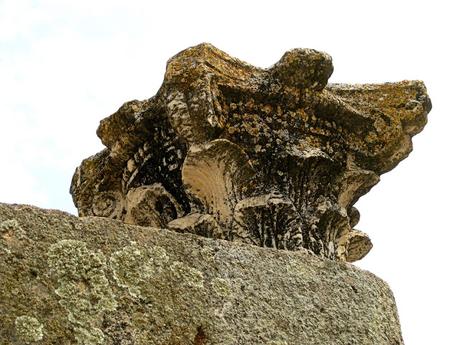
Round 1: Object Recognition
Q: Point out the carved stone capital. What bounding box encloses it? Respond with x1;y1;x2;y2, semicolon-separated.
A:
70;43;431;261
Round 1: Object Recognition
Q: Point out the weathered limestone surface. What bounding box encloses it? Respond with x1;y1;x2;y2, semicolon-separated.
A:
70;43;431;262
0;203;404;344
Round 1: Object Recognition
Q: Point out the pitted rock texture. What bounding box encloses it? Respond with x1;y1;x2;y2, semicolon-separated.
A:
70;43;431;261
0;203;404;344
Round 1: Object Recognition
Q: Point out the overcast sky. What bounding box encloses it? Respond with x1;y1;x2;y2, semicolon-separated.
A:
1;0;459;343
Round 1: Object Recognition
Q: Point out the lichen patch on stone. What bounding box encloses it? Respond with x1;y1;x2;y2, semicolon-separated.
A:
47;240;117;345
0;218;27;253
169;261;204;289
15;315;44;343
210;277;232;298
109;243;169;299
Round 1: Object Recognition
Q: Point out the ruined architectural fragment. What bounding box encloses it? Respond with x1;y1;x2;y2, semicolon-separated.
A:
70;43;431;262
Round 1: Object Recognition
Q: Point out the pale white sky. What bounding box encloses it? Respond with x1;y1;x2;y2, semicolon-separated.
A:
1;0;459;343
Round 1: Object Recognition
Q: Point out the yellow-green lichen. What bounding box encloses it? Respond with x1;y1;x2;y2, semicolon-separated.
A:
210;277;232;298
0;218;19;232
47;240;117;345
1;218;26;254
169;261;204;289
0;218;26;238
15;315;44;343
109;243;169;299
